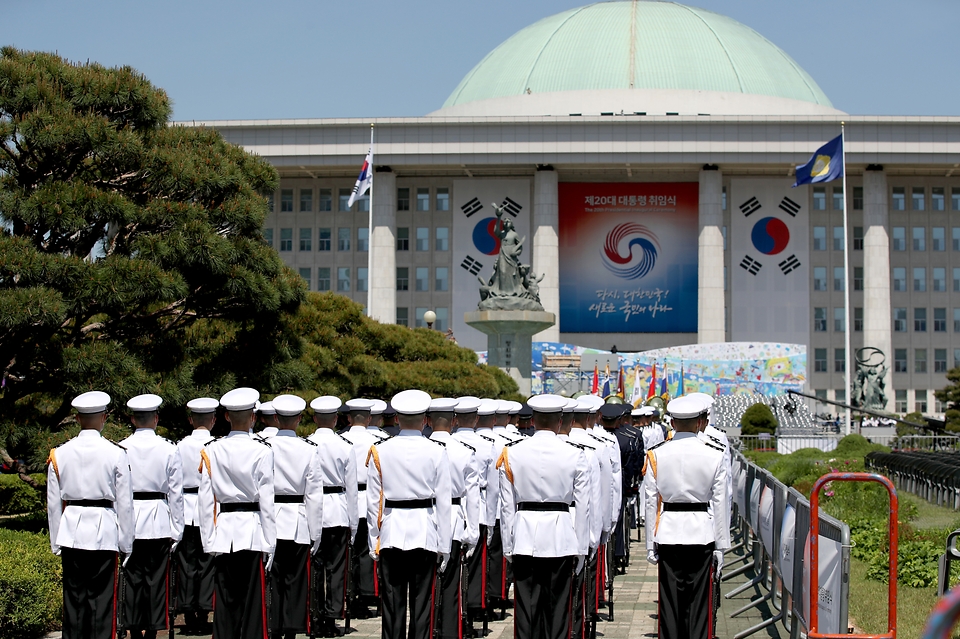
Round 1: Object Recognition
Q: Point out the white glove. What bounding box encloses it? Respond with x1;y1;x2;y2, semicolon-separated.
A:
265;552;275;572
487;528;495;545
439;552;450;573
599;531;610;545
312;539;322;556
170;541;179;555
122;552;132;568
714;550;724;577
465;545;476;560
576;555;585;575
646;550;658;565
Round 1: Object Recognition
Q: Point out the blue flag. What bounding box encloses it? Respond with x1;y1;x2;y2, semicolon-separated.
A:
601;378;610;397
793;134;843;187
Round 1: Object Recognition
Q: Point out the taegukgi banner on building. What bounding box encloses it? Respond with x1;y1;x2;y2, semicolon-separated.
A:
558;183;699;333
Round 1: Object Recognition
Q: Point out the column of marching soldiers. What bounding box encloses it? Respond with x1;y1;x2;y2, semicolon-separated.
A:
48;386;731;639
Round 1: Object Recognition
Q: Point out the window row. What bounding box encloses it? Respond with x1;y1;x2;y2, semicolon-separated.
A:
890;226;960;252
812;186;960;213
265;227;450;252
813;307;863;332
812;266;862;291
893;390;937;414
267;187;450;213
891;307;960;332
396;307;449;331
814;348;952;375
298;267;367;293
812;226;864;251
891;267;960;293
395;267;449;292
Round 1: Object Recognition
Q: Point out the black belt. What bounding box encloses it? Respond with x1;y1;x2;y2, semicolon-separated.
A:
662;502;709;512
358;483;368;491
220;502;260;513
385;498;436;509
517;502;569;512
323;486;345;494
133;492;166;500
451;497;462;505
183;487;199;494
65;499;113;508
275;495;304;504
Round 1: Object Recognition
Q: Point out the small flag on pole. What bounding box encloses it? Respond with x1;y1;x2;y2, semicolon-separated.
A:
617;366;625;398
659;360;668;397
647;362;657;399
347;147;374;207
793;134;843;187
591;364;599;395
630;366;642;405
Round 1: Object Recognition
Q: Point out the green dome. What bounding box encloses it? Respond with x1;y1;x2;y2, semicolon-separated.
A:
441;1;833;111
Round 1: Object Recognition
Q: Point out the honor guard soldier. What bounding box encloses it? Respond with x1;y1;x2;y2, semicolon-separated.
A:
381;404;399;437
47;391;135;639
198;387;277;639
428;398;481;639
369;399;389;432
308;396;359;638
486;399;520;612
258;401;280;439
118;394;184;639
516;403;534;437
367;390;453;639
644;395;729;639
268;394;325;639
176;397;218;634
497;394;590;639
505;401;524;437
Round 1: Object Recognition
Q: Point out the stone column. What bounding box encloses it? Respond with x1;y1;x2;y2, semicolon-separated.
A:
369;168;396;324
863;167;892;411
698;166;725;343
533;167;560;343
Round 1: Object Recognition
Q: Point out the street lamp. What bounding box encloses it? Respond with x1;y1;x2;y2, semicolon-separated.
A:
423;310;437;330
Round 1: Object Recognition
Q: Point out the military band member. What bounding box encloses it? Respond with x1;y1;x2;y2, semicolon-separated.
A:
175;397;218;634
367;390;452;639
308;396;359;638
644;395;729;639
198;387;277;639
47;391;135;639
268;394;325;639
497;393;590;639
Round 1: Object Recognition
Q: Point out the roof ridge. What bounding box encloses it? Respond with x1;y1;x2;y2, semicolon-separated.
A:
521;5;591;94
670;3;744;94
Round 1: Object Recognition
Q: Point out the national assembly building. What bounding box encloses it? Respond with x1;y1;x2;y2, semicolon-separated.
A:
196;1;960;416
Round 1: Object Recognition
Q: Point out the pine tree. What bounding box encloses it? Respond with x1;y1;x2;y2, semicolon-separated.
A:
934;367;960;432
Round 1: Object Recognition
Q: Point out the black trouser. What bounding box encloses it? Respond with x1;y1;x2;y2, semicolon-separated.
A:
436;540;462;639
314;526;349;620
269;539;310;633
61;547;117;639
213;550;267;639
353;517;377;600
176;525;213;613
379;548;437;639
512;555;576;639
123;537;171;631
571;556;587;639
486;521;507;603
657;543;715;639
585;551;599;618
466;524;487;610
613;496;628;557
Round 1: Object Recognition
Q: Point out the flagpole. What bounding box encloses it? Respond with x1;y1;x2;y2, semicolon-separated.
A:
841;122;852;436
366;123;374;317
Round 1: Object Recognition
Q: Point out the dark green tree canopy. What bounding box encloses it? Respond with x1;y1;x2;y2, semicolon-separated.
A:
740;402;778;436
934;367;960;433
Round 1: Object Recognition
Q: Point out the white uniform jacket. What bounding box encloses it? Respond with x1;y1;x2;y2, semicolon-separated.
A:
198;431;276;555
120;429;184;542
453;428;499;529
644;432;729;550
366;431;452;556
47;430;135;555
642;424;665;451
308;428;359;541
270;430;324;545
567;428;606;549
497;431;590;559
177;429;213;527
342;426;383;521
589;428;623;532
430;431;481;550
699;426;733;528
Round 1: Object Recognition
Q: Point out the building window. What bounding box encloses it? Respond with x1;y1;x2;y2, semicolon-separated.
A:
933;227;946;251
853;266;863;291
416;188;430;211
358;228;369;252
933;187;945;211
434;308;448;332
812;187;826;211
415;307;428;328
397;188;410;211
955;308;960;332
893;267;906;291
815;389;828;405
279;228;293;252
832;187;844;211
833;226;844;250
953;228;960;251
396;268;409;291
317;268;330;291
339;188;351;211
300;189;312;212
933;267;946;292
895;389;908;413
913;227;926;251
298;267;312;290
435;267;449;291
280;189;294;212
357;267;368;292
356;193;369;212
894;307;907;332
338;228;351;251
396;307;409;327
435;227;449;251
916;348;928;374
892;227;905;251
813;226;826;251
337;268;350;292
916;391;928;414
854;307;863;332
814;307;827;332
834;307;845;332
853;226;864;250
834;348;845;373
956;348;960;369
319;188;332;212
853;186;864;210
937;398;945;413
299;228;312;252
318;228;331;251
813;267;827;291
953;188;960;211
835;388;846;404
415;267;429;292
436;187;450;211
915;307;927;332
722;226;728;251
935;349;948;373
722;186;727;211
267;193;274;213
912;187;926;211
833;267;845;291
892;187;906;211
397;227;409;251
814;348;827;373
263;228;274;248
935;307;947;332
416;227;429;251
914;267;927;292
894;349;908;373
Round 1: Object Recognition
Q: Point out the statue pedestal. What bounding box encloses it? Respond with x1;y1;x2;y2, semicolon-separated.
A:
464;310;556;396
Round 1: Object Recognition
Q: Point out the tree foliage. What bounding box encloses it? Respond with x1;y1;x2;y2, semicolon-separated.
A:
934;367;960;432
740;402;778;435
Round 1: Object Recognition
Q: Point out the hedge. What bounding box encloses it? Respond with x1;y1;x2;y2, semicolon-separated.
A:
0;474;45;516
0;529;61;638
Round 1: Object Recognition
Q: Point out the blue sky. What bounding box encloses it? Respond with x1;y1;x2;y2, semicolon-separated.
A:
5;0;958;120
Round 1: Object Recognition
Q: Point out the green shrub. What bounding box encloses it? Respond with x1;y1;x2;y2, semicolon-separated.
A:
0;529;61;638
0;474;45;516
833;433;889;458
740;403;778;435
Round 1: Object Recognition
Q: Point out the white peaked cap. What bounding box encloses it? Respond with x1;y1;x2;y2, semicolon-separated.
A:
454;397;482;413
667;394;710;419
187;397;219;414
370;399;388;415
345;398;375;411
574;398;595;413
495;400;511;414
220;387;260;411
685;392;716;407
310;396;342;414
272;394;306;416
562;398;578;413
580;395;605;411
127;393;162;412
391;389;432;415
429;398;458;412
506;401;523;414
72;391;111;414
258;401;276;415
477;399;499;416
527;394;568;414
